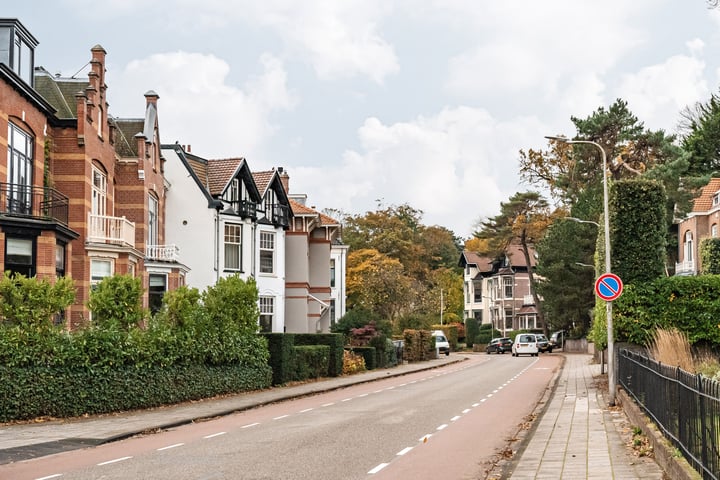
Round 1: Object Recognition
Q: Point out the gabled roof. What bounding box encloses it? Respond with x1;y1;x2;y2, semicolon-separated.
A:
206;158;262;202
114;118;144;157
458;251;493;272
289;198;317;216
691;177;720;213
252;169;290;207
506;242;537;268
161;144;221;209
34;69;86;119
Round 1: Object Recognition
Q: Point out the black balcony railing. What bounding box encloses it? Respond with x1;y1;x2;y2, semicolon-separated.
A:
237;200;257;220
272;204;289;227
0;182;69;225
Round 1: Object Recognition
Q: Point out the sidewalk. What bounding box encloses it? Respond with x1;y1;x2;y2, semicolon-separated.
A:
503;353;667;480
0;353;670;480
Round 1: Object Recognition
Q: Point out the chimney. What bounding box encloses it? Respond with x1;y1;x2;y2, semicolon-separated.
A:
279;167;289;193
144;90;160;106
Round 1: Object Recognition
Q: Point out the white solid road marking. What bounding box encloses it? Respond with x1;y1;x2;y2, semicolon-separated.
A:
203;432;226;439
322;402;335;407
341;398;352;402
368;463;389;474
273;414;289;420
97;456;132;466
396;447;413;456
35;475;63;480
300;408;314;413
241;422;260;429
157;443;184;451
419;434;432;442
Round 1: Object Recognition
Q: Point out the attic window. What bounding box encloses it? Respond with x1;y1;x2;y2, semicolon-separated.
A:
713;193;720;206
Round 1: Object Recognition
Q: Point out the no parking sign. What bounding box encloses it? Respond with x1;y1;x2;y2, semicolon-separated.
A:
594;273;623;301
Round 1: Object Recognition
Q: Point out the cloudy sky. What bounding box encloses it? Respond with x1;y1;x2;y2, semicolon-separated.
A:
8;1;720;237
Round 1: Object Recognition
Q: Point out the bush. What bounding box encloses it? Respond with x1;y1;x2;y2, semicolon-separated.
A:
87;275;145;329
202;275;259;335
350;346;377;370
465;318;479;348
342;349;366;375
292;345;330;380
0;272;75;328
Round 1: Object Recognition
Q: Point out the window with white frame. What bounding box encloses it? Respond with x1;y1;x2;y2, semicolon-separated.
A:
684;231;694;262
504;307;513;329
91;167;107;216
90;259;113;287
5;237;34;277
330;259;336;287
224;223;242;270
259;231;275;274
148;194;158;246
55;243;65;278
503;276;513;298
148;274;167;315
713;224;718;238
259;296;274;332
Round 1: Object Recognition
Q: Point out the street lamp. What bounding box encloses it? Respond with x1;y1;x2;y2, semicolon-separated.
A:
545;135;616;406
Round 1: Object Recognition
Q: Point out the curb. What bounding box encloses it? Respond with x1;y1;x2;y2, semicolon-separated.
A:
616;388;701;480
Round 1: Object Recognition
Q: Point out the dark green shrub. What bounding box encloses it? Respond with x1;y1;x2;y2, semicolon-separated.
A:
263;333;295;385
350;346;376;370
293;334;344;377
465;318;480;348
291;345;330;380
0;272;75;328
87;274;145;329
156;285;202;327
202;274;260;335
475;327;503;346
700;238;720;275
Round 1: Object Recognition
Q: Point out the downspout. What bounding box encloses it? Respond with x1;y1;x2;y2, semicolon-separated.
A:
214;205;221;283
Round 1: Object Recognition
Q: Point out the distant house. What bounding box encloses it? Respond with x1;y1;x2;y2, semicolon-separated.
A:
675;177;720;276
1;18;184;325
285;192;346;333
459;242;539;336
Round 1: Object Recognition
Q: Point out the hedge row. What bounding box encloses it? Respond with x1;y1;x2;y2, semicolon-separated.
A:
263;333;344;386
0;363;272;422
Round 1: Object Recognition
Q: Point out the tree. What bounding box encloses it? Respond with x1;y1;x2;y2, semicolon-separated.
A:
473;191;552;335
346;248;414;325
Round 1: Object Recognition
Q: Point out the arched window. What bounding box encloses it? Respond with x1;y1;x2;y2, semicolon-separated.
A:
684;231;694;262
712;224;718;238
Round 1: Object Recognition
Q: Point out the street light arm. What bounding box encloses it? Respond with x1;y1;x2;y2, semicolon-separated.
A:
564;216;600;227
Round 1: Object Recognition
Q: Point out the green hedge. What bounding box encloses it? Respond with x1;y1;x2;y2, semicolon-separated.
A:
293;333;344;377
350;346;377;370
263;333;295;385
0;363;271;422
292;345;331;380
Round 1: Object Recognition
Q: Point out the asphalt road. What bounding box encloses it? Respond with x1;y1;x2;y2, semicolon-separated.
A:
6;354;561;480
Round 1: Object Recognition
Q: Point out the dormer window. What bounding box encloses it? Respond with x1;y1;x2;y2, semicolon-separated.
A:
0;19;38;87
713;193;720;207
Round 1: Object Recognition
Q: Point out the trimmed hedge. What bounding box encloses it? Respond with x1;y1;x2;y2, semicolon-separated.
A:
0;363;271;422
293;333;344;377
292;345;331;380
349;346;377;370
263;333;295;385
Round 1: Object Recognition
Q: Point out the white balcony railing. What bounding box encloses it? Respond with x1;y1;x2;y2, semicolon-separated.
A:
146;244;180;262
88;213;136;247
675;260;696;276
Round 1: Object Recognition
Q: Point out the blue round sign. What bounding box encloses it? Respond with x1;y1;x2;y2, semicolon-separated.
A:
595;273;623;301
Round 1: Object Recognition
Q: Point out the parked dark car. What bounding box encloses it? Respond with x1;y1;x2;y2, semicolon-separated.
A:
535;333;553;353
486;337;513;354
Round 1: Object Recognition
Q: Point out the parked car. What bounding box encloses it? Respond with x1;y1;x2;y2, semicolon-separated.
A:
535;333;553;353
512;333;539;357
432;330;450;356
486;337;513;354
549;330;567;349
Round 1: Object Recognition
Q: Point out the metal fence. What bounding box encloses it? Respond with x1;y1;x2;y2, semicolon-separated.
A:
618;348;720;480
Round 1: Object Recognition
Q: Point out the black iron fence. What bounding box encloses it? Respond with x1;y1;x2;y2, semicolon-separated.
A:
0;182;69;225
618;348;720;480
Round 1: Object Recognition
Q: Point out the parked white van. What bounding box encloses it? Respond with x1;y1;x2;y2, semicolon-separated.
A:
512;333;539;357
432;330;450;356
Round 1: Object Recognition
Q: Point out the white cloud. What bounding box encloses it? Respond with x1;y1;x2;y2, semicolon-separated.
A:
291;107;546;238
617;53;708;132
112;51;296;158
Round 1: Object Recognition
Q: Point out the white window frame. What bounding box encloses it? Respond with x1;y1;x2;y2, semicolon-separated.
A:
91;166;107;216
148;194;158;246
259;231;275;274
90;258;113;286
503;276;513;298
259;296;274;332
684;231;694;262
224;223;242;271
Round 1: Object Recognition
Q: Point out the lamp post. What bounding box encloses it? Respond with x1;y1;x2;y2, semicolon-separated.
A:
545;135;616;406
